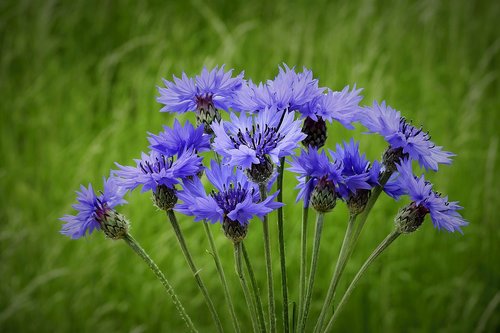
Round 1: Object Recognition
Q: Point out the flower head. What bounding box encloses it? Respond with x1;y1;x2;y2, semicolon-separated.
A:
394;159;468;233
148;119;211;157
288;147;343;208
157;65;244;113
60;177;127;239
231;64;323;114
113;150;203;193
329;139;379;199
356;101;454;171
212;108;306;182
176;162;283;241
302;85;363;128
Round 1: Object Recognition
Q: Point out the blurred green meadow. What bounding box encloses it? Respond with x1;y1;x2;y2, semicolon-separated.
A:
1;0;499;332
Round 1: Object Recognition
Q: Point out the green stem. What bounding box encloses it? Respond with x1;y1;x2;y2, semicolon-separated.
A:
313;214;357;333
297;205;309;333
277;157;289;333
242;243;267;333
299;212;325;333
123;233;197;333
166;210;224;333
323;230;401;332
349;170;393;252
203;222;241;333
234;242;259;333
259;184;276;333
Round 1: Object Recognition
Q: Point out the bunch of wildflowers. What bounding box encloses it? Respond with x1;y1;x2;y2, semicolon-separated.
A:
60;64;467;333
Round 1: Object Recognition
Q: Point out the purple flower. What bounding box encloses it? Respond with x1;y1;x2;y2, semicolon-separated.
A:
356;101;454;171
302;85;363;129
231;64;324;114
288;147;343;207
147;119;211;157
157;65;244;113
395;159;468;233
60;177;127;239
176;161;283;225
113;150;203;193
329;139;379;199
212;107;306;170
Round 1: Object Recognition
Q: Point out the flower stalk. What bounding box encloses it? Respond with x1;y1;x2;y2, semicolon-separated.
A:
259;183;276;333
123;233;198;333
166;210;223;333
277;157;290;333
242;243;268;333
299;212;325;332
234;241;259;333
203;221;241;333
323;230;401;332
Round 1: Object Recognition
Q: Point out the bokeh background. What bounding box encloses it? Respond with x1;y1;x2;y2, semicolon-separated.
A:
1;0;499;332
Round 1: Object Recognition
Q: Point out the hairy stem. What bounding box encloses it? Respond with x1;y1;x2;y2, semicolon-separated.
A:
299;212;325;333
242;243;267;333
203;221;240;333
259;184;276;333
123;233;197;333
323;231;401;332
313;214;357;332
277;157;289;333
297;205;309;333
167;210;223;333
235;242;259;333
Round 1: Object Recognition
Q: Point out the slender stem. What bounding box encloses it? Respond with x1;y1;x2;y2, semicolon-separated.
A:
297;205;309;333
242;243;267;333
259;184;276;333
277;157;289;333
299;212;325;333
234;242;259;333
323;231;401;332
313;214;357;333
166;210;224;333
349;170;393;251
123;233;197;333
203;222;241;333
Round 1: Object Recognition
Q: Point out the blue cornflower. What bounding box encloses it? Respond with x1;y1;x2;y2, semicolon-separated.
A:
176;161;283;242
212;107;306;183
157;65;244;113
231;64;324;114
147;119;211;156
157;65;244;133
329;139;379;200
300;85;362;148
394;159;468;233
113;150;203;193
60;177;127;239
356;101;454;171
288;147;343;209
302;85;363;128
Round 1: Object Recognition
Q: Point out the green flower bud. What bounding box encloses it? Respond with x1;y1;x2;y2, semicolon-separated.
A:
154;185;178;211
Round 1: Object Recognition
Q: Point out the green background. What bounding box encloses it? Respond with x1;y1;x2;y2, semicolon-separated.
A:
1;0;499;332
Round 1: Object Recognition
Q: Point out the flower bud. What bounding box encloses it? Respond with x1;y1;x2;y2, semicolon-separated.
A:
154;185;178;211
382;146;409;172
245;155;274;185
97;208;129;240
222;217;248;244
310;177;337;213
196;97;221;135
394;202;428;234
301;116;327;148
347;189;371;215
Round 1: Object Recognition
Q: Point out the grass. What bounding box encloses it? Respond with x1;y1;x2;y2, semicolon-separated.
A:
1;0;499;332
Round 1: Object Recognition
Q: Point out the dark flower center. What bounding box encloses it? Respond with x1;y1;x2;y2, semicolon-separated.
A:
211;183;253;214
139;154;173;175
229;123;282;158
